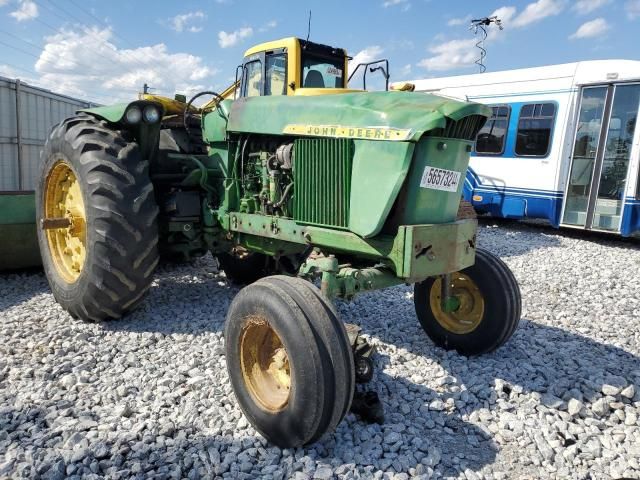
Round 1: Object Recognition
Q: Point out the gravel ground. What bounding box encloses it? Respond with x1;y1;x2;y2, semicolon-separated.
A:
1;220;639;480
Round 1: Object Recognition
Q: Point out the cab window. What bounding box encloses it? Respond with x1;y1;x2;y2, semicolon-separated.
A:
242;60;262;97
302;54;344;88
265;54;286;96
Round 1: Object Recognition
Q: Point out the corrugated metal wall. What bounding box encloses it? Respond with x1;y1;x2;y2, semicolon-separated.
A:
0;76;95;192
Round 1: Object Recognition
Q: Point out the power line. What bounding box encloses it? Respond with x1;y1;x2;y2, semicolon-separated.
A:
0;31;140;96
41;0;145;68
4;2;196;102
0;29;101;73
0;41;138;102
7;4;148;98
63;0;139;51
31;0;130;67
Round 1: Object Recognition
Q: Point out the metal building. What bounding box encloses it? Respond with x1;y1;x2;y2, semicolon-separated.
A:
0;76;96;269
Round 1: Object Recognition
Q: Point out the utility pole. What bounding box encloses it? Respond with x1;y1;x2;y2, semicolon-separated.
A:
470;16;504;73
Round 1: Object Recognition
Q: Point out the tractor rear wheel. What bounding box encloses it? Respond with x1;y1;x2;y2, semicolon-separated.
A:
224;275;354;447
413;248;521;355
36;114;159;321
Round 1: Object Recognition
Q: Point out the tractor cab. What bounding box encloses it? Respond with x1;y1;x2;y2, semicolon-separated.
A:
142;37;389;113
236;37;387;97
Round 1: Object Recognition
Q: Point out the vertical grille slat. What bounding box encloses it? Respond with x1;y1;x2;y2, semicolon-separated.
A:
293;138;354;229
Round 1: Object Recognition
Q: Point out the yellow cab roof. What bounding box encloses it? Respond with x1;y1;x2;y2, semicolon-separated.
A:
243;37;348;58
243;37;299;57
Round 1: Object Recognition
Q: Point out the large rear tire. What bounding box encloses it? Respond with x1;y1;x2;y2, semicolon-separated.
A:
36;115;159;321
414;248;521;355
224;275;354;447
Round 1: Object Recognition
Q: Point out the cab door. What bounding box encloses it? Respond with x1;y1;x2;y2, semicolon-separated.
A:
239;49;287;98
561;83;640;232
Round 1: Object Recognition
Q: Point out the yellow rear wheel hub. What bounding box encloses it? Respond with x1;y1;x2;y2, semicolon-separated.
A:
43;161;87;283
429;273;485;334
239;316;291;412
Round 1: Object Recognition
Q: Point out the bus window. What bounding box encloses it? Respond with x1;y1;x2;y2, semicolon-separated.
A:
242;60;263;97
515;103;556;157
302;53;344;88
265;54;286;96
475;105;510;155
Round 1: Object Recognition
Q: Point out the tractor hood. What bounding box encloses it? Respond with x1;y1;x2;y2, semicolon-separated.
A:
226;91;491;142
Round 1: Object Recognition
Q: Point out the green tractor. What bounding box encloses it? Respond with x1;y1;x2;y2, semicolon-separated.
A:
37;37;521;447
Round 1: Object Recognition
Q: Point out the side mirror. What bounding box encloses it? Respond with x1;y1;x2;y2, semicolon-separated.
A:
348;59;390;91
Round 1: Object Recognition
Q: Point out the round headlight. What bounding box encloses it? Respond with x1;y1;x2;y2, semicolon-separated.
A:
143;105;160;123
125;106;141;124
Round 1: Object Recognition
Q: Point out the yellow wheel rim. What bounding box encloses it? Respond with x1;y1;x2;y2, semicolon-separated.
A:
429;273;485;334
239;316;291;412
43;161;87;283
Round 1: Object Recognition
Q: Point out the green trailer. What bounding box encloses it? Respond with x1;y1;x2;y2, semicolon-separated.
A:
34;37;521;447
0;192;40;269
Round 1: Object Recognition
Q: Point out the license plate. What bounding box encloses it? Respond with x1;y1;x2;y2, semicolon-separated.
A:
419;166;461;193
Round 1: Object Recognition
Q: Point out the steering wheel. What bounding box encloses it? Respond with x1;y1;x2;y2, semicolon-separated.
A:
183;91;226;141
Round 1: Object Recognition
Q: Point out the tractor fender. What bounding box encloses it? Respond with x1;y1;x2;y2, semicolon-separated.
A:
78;100;164;125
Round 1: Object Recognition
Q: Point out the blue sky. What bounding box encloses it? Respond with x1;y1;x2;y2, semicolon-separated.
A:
1;0;639;103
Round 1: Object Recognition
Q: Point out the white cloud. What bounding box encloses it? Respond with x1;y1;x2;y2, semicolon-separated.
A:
417;38;477;71
572;0;612;14
569;17;610;39
626;0;640;19
491;6;517;25
33;26;217;102
511;0;565;28
218;27;253;48
169;11;206;33
447;15;472;27
382;0;411;12
0;0;11;6
10;0;38;21
349;46;384;70
258;20;277;32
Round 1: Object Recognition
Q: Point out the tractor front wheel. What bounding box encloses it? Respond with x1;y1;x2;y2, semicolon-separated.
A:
224;275;354;447
414;248;521;355
36;115;159;321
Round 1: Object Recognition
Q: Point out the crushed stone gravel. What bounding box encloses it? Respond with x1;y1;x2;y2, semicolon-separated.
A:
1;219;639;479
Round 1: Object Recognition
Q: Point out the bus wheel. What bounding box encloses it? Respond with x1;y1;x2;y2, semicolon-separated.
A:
414;248;521;355
224;276;354;447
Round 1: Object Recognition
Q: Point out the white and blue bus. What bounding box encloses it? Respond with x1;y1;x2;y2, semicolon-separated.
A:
399;60;640;237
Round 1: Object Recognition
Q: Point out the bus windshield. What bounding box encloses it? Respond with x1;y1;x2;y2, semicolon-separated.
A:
301;53;344;89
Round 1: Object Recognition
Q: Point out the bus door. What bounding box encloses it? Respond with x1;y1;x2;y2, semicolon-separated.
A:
561;83;640;232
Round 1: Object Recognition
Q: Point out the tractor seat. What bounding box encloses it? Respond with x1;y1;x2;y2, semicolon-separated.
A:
303;70;325;88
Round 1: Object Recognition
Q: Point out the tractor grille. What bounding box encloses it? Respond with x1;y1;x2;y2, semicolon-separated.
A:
426;114;486;141
293;138;354;229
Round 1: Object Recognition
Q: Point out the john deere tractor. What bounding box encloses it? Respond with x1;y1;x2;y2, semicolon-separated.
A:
37;37;521;447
